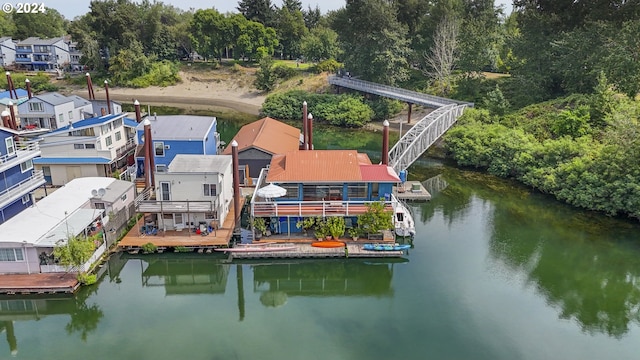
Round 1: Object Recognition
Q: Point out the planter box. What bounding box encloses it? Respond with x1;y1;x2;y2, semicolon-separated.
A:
367;232;383;241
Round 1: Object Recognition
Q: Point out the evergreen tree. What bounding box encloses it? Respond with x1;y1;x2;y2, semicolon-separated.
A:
237;0;276;27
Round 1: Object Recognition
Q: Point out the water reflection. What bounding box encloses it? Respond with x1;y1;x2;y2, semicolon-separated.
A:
422;167;640;338
137;255;230;295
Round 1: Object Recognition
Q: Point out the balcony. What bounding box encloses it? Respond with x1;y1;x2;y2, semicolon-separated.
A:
15;47;32;53
137;199;217;214
0;170;46;209
116;138;136;160
0;141;41;173
15;57;31;62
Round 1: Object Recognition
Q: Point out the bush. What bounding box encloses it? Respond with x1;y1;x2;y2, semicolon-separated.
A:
365;98;403;120
77;273;97;285
314;59;342;73
141;242;157;253
127;61;181;88
272;65;298;80
174;246;191;253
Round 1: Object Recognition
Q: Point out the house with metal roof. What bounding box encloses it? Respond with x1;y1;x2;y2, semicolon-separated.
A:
0;37;16;68
134;115;219;180
0;177;135;274
137;154;233;233
250;149;401;236
222;117;301;183
14;37;70;72
0;126;45;225
17;92;93;130
33;113;138;185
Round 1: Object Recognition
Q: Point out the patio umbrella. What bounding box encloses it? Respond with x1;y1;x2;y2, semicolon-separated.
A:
256;183;287;199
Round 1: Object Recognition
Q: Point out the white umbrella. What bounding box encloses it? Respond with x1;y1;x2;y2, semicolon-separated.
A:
256;183;287;199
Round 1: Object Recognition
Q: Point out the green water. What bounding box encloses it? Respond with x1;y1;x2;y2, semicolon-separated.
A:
2;115;640;359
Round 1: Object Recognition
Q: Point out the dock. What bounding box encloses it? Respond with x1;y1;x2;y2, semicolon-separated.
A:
0;273;79;295
395;181;432;201
224;243;405;260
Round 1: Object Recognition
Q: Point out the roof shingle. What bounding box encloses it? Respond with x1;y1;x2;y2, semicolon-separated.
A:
222;117;300;155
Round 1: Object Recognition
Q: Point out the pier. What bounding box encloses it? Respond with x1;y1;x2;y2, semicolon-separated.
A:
224;242;406;260
395;181;432;201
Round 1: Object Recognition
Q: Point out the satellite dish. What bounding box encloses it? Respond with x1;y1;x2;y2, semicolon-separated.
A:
91;189;98;197
98;188;106;197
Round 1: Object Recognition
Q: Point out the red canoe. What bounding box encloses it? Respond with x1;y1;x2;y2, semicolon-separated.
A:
311;241;346;248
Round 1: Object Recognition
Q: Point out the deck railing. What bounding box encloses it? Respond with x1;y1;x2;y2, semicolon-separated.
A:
0;170;46;209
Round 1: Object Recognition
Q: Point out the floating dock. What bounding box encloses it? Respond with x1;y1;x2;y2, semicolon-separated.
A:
0;273;79;295
395;181;432;201
223;243;405;260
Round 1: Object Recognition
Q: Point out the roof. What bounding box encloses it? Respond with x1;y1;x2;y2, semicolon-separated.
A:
135;115;216;141
0;37;12;42
33;157;112;165
222;117;300;155
30;92;72;106
0;177;124;246
68;94;91;108
0;97;28;106
267;150;373;183
359;165;401;182
168;154;232;173
124;118;139;128
0;89;28;100
46;113;125;135
17;37;65;46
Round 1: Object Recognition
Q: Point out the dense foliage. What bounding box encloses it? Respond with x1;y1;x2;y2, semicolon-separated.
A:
0;72;58;93
444;91;640;219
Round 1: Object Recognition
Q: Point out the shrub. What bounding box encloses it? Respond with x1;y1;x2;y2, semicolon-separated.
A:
77;273;97;285
272;65;298;80
314;59;342;73
365;98;403;120
174;246;191;253
141;242;157;253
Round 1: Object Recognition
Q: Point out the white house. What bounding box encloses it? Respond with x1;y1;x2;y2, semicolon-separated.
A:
34;113;138;185
0;177;135;274
0;37;16;68
17;92;93;130
138;154;233;232
14;37;70;72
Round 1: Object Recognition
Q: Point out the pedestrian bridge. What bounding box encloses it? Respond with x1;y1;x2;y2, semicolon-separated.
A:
328;75;472;174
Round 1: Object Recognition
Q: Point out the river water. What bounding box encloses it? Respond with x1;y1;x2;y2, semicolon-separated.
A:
1;117;639;359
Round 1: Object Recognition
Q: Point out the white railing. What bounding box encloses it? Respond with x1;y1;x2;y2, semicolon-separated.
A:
0;141;41;173
252;199;396;218
0;170;46;209
40;242;106;273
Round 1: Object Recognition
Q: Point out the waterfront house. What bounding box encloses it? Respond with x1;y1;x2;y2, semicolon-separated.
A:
0;126;45;225
222;117;301;185
17;92;93;130
33;113;138;185
137;154;233;233
15;37;70;72
0;177;134;275
250;150;400;236
0;37;16;68
134;115;219;179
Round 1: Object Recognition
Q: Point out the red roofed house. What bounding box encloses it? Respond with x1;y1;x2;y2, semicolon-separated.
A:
223;117;301;185
251;150;401;237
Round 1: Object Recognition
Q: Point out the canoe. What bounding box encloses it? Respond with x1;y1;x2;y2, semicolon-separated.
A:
311;241;345;248
215;246;296;252
363;243;411;251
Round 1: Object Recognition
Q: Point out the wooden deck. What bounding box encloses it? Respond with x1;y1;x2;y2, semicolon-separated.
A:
0;273;79;295
118;198;244;250
226;242;406;260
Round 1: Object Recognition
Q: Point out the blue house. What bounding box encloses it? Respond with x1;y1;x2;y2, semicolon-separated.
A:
250;150;401;236
135;115;219;178
0;126;45;224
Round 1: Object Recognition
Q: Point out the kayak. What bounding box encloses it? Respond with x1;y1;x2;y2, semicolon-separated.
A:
363;243;411;251
311;241;346;248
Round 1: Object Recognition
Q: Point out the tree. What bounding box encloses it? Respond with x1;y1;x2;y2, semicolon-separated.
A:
423;16;459;95
108;40;152;85
53;235;97;277
0;12;16;37
237;0;275;27
303;5;322;29
301;26;340;62
190;9;226;60
254;57;276;91
335;0;411;85
281;0;302;12
457;0;502;72
275;6;308;59
12;9;67;39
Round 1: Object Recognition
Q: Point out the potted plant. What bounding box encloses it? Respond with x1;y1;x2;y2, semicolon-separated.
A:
326;216;346;240
252;217;267;240
314;218;328;240
141;242;157;254
348;227;360;241
358;201;394;240
296;217;317;236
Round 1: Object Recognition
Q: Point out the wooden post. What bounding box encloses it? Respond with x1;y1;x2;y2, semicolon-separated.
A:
134;100;142;123
382;120;389;165
407;103;412;124
231;140;241;229
25;79;32;99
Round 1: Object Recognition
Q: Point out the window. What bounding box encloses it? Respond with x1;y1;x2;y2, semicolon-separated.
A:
105;136;112;147
21;194;30;204
68;111;73;120
154;142;165;156
42;166;51;176
5;137;15;155
160;182;170;201
120;194;127;201
203;184;217;197
74;144;84;149
85;143;95;149
94;202;105;209
347;184;367;199
100;123;112;134
58;113;64;121
0;248;24;262
280;184;300;200
115;131;122;141
156;164;167;173
303;185;342;201
28;102;43;112
20;159;33;173
113;118;123;128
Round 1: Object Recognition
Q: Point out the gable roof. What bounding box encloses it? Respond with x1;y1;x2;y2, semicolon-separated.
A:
222;117;300;155
30;92;73;106
17;37;65;46
68;94;91;108
135;115;215;141
359;165;401;182
45;113;125;135
0;89;28;101
168;154;232;173
267;150;371;183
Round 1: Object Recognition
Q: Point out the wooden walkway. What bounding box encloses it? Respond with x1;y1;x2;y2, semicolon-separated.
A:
225;242;406;260
118;198;244;251
0;273;79;295
395;181;432;201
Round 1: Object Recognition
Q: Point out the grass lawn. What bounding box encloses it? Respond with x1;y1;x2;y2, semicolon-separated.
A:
272;59;313;70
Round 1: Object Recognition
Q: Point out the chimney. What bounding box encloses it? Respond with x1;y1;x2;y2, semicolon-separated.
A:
307;113;314;150
231;140;241;228
1;110;10;128
25;79;32;99
8;101;17;130
302;101;307;150
382;120;389;165
134;100;142;123
85;73;95;100
104;80;111;114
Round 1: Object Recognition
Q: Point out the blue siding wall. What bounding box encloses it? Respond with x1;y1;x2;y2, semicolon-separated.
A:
272;183;395;203
0;129;10;153
0;198;29;225
155;140;203;167
0;166;32;193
